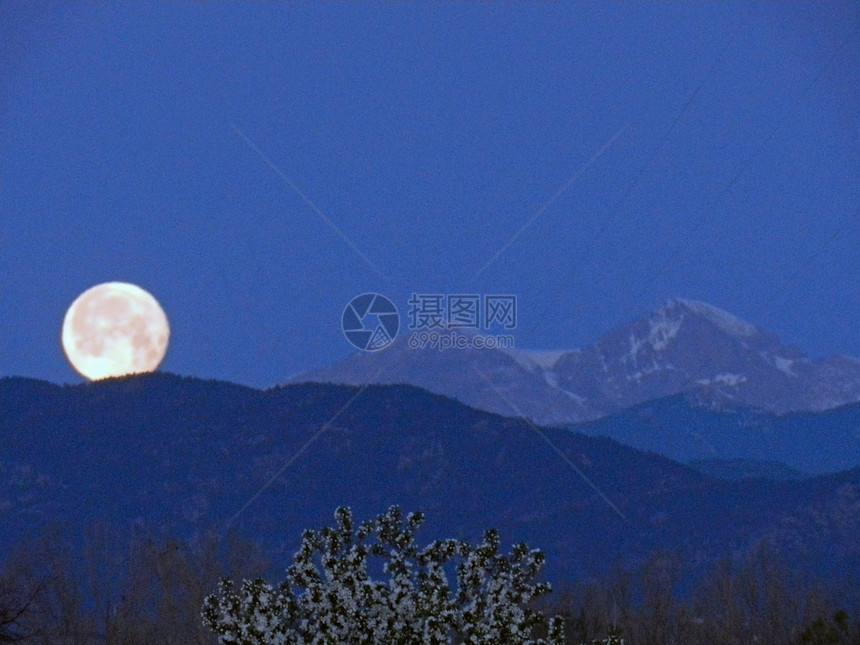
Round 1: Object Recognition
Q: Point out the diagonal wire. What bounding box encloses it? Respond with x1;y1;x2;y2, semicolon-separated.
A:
752;209;859;319
519;29;858;435
622;119;783;325
614;8;754;215
230;122;388;280
527;13;754;336
526;212;858;442
475;126;628;276
613;29;856;330
474;367;630;523
221;365;389;533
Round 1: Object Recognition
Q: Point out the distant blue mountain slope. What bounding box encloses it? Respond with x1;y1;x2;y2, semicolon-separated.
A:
568;392;860;474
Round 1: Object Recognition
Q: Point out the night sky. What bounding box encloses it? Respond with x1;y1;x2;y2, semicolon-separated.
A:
2;2;857;387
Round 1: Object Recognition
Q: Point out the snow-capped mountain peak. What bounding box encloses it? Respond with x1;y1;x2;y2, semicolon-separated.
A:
615;299;763;368
667;298;760;338
289;299;860;425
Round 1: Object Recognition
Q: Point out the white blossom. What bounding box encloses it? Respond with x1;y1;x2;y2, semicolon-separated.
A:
202;506;565;644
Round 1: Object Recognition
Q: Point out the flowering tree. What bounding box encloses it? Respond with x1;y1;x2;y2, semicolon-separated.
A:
582;629;624;645
202;506;565;644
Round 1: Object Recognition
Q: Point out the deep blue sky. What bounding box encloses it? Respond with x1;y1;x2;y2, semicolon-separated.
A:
2;2;857;387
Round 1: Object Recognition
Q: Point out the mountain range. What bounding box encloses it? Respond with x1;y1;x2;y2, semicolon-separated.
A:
2;299;858;594
289;298;860;427
1;374;859;590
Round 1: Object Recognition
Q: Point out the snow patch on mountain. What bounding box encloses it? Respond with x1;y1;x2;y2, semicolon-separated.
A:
628;334;643;360
773;356;798;377
628;363;679;381
626;309;683;362
501;348;568;371
672;298;759;337
696;373;748;387
647;311;683;351
500;348;570;390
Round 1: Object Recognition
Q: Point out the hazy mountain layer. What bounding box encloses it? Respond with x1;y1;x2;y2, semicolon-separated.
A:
290;299;860;425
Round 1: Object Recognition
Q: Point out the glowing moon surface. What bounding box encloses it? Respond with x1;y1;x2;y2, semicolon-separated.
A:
61;282;170;380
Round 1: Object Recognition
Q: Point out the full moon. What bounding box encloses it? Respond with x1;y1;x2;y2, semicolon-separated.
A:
61;282;170;380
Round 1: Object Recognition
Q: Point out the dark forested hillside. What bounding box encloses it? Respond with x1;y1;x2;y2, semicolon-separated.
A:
2;373;858;589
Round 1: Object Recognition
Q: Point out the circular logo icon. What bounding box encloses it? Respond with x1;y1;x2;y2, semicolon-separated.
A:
342;293;399;351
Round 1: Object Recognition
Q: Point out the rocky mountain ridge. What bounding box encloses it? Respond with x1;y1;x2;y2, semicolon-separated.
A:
290;298;860;425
